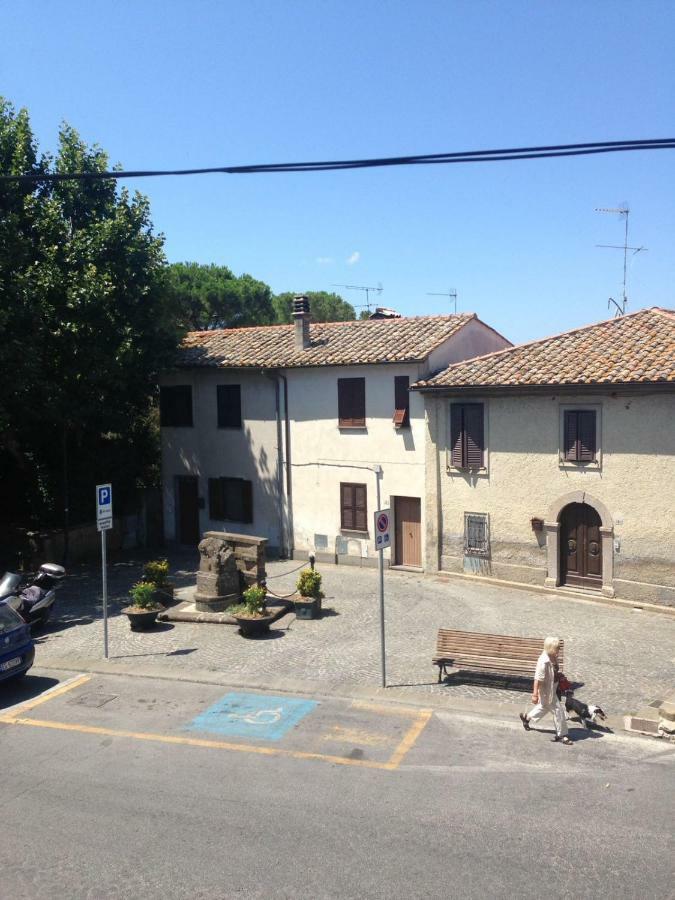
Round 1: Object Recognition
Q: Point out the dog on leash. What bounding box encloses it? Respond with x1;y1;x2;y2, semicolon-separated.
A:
556;675;607;729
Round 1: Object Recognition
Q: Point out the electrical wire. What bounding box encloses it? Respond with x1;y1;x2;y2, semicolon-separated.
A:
2;138;673;183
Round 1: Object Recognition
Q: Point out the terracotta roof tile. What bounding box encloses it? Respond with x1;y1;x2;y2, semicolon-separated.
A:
178;314;476;369
415;307;675;390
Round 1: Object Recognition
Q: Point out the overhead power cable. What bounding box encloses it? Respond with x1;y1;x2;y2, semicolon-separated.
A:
2;138;674;183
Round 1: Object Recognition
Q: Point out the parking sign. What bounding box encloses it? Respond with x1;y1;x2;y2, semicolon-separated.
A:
96;483;113;531
374;508;391;551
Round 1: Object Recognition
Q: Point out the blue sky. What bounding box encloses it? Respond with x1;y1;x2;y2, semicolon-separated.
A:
2;1;674;342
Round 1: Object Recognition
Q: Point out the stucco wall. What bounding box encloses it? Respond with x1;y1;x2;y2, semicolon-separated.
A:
160;370;282;549
425;391;675;606
425;317;511;377
286;362;426;564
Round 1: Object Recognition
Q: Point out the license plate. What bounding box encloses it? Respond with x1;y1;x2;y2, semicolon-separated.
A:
0;657;21;671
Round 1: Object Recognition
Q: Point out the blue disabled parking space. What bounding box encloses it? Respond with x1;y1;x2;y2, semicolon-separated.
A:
186;691;318;742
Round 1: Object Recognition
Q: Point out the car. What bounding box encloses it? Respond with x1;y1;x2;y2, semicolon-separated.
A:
0;601;35;681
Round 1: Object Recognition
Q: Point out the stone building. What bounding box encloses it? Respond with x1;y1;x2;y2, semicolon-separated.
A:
415;307;675;607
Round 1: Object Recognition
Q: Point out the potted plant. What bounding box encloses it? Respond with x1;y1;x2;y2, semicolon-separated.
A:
143;558;174;604
293;568;324;619
230;584;274;637
123;581;165;631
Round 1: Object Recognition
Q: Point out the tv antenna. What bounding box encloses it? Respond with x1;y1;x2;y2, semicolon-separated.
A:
595;206;647;316
333;283;383;314
427;288;458;314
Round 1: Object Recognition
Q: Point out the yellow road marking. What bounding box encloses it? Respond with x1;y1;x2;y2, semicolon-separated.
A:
386;710;433;770
322;725;390;746
2;674;91;719
351;700;432;718
0;715;394;769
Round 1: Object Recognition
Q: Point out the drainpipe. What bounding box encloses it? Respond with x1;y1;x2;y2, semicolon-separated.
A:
280;373;294;558
261;370;286;558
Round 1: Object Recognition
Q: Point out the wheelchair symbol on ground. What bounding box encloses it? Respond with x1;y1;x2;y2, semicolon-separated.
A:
186;692;318;741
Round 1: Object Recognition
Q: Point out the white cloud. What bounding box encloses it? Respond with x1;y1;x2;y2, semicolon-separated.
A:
346;251;360;265
315;256;334;265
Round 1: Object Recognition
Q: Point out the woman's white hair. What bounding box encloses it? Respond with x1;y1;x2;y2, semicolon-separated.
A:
543;636;561;654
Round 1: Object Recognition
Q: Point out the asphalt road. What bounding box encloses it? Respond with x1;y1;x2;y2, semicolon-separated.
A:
0;670;673;899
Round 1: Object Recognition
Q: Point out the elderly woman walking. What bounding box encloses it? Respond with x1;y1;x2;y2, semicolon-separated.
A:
519;636;573;745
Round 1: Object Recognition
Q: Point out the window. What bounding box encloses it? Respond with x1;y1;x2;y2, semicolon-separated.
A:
450;403;484;469
393;376;410;428
340;483;368;531
160;385;193;427
217;384;242;429
464;512;489;556
338;377;366;428
208;477;253;523
564;410;596;462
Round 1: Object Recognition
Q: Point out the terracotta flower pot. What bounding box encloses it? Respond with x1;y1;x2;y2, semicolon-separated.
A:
123;605;164;631
232;612;275;638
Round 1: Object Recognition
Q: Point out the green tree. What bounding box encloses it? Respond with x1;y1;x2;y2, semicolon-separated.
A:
0;98;183;545
272;291;356;324
167;262;275;330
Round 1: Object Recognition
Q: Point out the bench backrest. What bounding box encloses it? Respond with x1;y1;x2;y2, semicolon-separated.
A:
435;629;565;668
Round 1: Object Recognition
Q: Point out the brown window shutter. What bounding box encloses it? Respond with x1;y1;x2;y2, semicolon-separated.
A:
464;404;484;469
208;478;224;519
241;480;253;523
340;483;354;529
450;404;464;467
354;485;367;531
393;376;410;427
217;385;242;428
564;410;578;461
338;378;365;427
577;411;596;461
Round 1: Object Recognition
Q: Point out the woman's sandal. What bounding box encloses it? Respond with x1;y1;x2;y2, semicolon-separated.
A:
553;736;573;745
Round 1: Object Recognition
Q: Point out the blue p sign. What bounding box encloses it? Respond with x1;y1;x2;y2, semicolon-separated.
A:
98;486;110;506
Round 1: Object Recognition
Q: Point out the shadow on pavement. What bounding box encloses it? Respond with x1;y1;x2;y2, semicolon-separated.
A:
0;674;61;710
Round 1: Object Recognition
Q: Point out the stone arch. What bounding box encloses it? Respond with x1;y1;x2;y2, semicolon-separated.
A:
544;491;614;597
547;490;613;530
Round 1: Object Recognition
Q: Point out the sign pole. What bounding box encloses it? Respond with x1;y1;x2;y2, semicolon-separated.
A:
374;466;387;688
96;483;113;660
101;528;109;659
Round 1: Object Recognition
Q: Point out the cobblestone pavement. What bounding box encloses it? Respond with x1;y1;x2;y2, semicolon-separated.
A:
30;551;675;716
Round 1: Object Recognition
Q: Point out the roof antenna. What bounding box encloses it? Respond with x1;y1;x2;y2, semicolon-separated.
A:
333;282;383;315
595;206;647;316
427;288;458;314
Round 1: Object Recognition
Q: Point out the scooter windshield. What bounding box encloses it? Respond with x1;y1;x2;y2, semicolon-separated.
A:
0;572;21;598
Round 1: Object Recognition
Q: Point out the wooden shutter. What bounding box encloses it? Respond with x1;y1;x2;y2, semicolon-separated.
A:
450;404;464;467
564;410;578;461
338;378;365;427
217;385;242;428
393;376;410;427
464;404;484;469
241;480;253;523
577;411;596;461
340;483;355;529
208;478;225;519
160;385;193;427
354;484;367;531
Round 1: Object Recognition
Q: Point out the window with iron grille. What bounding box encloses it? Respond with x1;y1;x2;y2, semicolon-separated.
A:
464;512;490;556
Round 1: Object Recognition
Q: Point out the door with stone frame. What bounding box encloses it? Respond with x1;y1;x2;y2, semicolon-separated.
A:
560;502;602;589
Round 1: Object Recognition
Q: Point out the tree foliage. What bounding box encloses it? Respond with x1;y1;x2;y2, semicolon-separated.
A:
0;98;183;536
167;262;275;330
272;291;355;323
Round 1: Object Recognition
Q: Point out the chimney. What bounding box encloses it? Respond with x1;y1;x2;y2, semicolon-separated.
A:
293;295;311;350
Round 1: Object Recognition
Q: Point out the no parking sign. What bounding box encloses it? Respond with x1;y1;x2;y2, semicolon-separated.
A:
374;508;391;550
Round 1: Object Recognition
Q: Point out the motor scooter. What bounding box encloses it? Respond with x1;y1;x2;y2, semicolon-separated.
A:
0;563;66;629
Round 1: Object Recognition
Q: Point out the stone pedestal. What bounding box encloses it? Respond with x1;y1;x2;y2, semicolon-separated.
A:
194;535;241;613
203;532;268;590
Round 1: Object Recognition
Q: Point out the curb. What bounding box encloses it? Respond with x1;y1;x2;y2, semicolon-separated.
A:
31;657;649;744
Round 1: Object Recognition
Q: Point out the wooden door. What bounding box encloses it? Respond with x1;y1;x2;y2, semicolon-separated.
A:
176;476;200;545
394;497;422;567
560;503;602;589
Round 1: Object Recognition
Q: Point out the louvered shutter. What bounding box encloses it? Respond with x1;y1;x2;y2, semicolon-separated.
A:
464;404;484;469
393;376;410;427
338;378;365;427
354;485;367;531
241;480;253;523
341;484;354;529
450;404;464;467
577;411;596;461
208;478;224;519
564;411;578;461
217;385;242;428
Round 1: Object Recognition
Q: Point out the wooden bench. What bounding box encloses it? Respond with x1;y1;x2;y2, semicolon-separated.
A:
433;629;564;684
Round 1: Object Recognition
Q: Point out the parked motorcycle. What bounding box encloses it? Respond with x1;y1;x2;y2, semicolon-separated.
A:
0;563;66;629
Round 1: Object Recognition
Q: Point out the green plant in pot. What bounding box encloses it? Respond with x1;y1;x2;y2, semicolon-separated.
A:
143;558;174;602
123;581;165;631
294;568;324;619
230;584;273;637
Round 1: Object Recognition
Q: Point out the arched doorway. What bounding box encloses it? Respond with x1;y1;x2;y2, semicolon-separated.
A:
559;503;602;590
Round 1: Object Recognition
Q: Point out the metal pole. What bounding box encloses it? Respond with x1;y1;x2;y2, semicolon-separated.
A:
375;466;386;687
101;529;109;659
